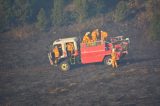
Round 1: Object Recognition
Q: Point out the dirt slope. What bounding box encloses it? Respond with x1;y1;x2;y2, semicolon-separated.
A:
0;21;160;106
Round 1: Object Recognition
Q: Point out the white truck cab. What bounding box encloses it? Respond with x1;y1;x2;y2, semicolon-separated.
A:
52;37;79;59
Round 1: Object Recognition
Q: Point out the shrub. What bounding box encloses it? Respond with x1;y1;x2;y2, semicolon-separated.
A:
35;8;48;31
146;0;160;40
114;1;128;22
150;14;160;40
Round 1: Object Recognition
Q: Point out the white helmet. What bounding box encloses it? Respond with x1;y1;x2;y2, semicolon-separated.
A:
126;38;129;41
112;48;115;52
86;32;90;35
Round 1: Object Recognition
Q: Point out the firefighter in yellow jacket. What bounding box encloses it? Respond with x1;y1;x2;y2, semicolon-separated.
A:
82;32;91;44
101;30;108;41
67;42;74;56
111;48;118;68
53;46;59;64
91;29;99;42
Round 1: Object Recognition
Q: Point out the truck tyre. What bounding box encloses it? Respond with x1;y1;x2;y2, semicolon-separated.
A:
59;61;70;72
104;56;112;66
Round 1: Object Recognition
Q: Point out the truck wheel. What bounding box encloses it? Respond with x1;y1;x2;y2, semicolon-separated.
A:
59;61;70;72
104;56;112;66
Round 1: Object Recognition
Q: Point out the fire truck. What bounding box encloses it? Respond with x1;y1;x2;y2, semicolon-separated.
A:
48;36;129;71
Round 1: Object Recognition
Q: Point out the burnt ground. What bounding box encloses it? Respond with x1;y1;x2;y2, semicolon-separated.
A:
0;22;160;106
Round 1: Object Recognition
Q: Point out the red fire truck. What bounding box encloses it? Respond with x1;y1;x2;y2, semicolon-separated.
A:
48;36;129;71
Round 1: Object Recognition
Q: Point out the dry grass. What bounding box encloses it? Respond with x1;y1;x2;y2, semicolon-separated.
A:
5;24;39;40
49;14;113;38
48;87;68;94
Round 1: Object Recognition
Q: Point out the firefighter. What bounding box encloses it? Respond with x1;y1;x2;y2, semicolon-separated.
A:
101;30;108;41
111;48;118;68
53;46;59;65
66;42;74;56
91;29;99;42
82;32;91;44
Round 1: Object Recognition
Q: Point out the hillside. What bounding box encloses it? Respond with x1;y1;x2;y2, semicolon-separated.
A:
0;0;160;106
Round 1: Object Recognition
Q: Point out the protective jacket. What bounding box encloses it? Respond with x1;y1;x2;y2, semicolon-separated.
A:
82;34;90;43
67;43;74;54
101;31;108;41
53;47;59;58
91;29;99;41
111;50;118;68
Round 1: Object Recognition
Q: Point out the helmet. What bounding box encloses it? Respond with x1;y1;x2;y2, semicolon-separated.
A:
112;48;115;52
86;32;90;35
126;38;129;41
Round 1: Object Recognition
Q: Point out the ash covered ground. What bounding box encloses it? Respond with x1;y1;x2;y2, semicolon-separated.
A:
0;22;160;106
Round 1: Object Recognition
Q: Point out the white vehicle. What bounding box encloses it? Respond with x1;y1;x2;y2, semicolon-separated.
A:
48;37;80;70
52;37;79;58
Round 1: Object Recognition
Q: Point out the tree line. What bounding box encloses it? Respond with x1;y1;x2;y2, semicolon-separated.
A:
0;0;160;40
0;0;118;32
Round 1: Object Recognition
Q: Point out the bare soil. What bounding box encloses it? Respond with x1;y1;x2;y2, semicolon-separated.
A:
0;22;160;106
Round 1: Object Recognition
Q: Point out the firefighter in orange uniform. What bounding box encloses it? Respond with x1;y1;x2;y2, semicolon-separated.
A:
67;42;74;56
101;30;108;41
91;29;99;42
111;48;118;68
82;32;91;44
53;46;59;65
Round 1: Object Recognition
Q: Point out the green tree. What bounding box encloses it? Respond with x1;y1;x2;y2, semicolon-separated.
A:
150;14;160;40
51;0;64;26
147;0;160;40
0;0;14;32
94;0;106;14
114;1;128;22
36;8;48;31
74;0;88;23
13;0;31;24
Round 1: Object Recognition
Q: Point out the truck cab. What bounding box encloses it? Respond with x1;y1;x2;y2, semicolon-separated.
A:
48;37;79;67
51;37;79;58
